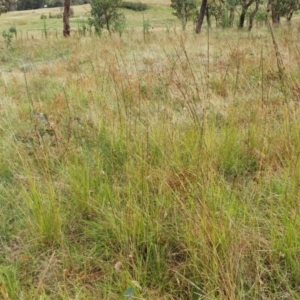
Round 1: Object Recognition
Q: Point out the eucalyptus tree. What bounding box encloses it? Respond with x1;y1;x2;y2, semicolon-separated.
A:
238;0;261;29
208;0;225;27
247;0;260;30
268;0;300;23
90;0;123;35
227;0;239;26
203;0;239;28
239;0;253;28
170;0;199;30
285;0;300;21
208;0;260;30
196;0;231;33
196;0;207;33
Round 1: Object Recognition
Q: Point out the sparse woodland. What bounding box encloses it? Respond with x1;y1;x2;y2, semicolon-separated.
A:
1;0;300;299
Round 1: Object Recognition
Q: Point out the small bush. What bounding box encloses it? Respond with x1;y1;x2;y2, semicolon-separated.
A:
122;1;148;11
113;13;126;37
2;30;13;48
9;26;17;34
255;8;267;24
49;12;61;18
49;8;74;18
40;14;47;19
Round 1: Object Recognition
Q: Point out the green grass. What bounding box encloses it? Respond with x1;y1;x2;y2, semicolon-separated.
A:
1;2;300;299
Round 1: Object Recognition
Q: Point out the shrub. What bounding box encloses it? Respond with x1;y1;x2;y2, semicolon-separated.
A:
170;0;198;30
122;1;148;11
90;0;123;35
255;8;267;24
49;12;61;18
48;8;73;19
40;14;47;19
9;26;17;34
2;30;13;48
113;13;126;37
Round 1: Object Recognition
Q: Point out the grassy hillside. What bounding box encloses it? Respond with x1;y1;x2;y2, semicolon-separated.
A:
1;2;300;299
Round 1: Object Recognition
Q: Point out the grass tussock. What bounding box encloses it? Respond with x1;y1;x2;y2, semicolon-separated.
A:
1;20;300;299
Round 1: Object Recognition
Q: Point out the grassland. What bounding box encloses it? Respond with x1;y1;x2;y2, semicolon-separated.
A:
0;2;176;37
1;2;300;299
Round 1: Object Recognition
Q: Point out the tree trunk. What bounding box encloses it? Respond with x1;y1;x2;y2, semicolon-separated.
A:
63;0;70;37
286;1;298;22
238;0;255;29
106;14;111;35
239;8;246;28
272;9;280;24
248;0;260;31
205;4;211;27
196;0;208;34
267;0;280;25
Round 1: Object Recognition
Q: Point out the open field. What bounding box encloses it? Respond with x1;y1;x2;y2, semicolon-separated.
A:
2;2;300;300
0;2;176;36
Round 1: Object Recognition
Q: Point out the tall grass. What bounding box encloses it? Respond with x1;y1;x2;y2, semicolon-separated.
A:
1;23;300;299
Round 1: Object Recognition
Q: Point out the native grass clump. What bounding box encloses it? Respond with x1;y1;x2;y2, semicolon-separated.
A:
2;7;300;299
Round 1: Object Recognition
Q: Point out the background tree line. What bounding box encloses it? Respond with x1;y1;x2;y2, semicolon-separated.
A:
171;0;300;33
1;0;299;33
0;0;85;11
